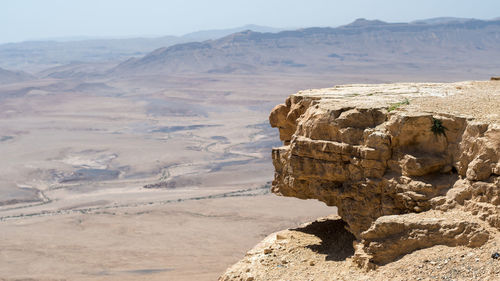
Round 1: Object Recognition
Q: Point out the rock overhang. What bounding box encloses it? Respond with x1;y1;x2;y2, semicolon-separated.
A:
269;81;500;266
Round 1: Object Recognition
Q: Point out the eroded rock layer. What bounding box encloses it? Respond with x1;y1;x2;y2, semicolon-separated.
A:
269;81;500;266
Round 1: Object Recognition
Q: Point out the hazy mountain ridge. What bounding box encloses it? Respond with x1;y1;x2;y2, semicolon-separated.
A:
182;24;284;40
411;17;476;24
0;25;281;73
3;18;500;80
0;67;35;84
110;18;500;76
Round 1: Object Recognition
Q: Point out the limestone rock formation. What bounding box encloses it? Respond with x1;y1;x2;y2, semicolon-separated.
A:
220;81;500;280
269;81;499;266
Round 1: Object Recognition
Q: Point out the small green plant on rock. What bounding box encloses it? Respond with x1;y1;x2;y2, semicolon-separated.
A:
387;98;410;112
431;117;447;136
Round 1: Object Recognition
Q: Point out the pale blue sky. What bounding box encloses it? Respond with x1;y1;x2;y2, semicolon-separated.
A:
1;0;500;44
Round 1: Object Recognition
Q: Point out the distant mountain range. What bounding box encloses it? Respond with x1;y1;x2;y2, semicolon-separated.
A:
1;18;500;80
181;24;284;41
110;18;500;77
410;17;477;24
0;25;282;73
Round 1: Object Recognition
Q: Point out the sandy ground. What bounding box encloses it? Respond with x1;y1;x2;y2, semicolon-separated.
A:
0;193;334;281
0;73;341;280
220;216;500;281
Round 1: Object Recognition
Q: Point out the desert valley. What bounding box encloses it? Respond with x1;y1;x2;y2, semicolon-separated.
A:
1;17;500;280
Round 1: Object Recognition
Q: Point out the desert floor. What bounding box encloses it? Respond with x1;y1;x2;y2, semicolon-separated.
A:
0;72;478;280
1;191;335;281
0;73;342;280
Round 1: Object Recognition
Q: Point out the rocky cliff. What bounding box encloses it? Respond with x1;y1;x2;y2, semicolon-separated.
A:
220;81;500;280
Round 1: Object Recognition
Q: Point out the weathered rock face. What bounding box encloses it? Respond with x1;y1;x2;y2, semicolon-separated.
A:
269;82;500;266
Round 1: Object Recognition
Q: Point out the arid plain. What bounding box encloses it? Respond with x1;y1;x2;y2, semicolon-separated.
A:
1;18;500;280
0;73;344;280
0;72;489;281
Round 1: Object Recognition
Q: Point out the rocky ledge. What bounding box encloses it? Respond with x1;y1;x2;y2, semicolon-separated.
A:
220;81;500;280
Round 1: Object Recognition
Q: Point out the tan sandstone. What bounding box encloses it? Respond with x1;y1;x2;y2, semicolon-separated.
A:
220;81;500;280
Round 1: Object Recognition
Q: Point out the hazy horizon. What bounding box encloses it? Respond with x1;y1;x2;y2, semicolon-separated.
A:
2;0;500;44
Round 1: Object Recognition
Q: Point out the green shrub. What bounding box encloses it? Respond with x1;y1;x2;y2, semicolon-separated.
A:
431;117;447;136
